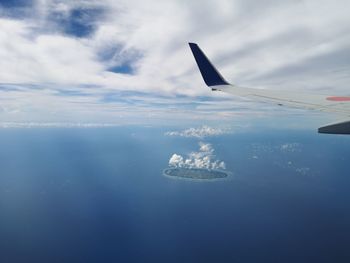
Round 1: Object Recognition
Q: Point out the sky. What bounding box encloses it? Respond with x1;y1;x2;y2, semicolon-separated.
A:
0;0;349;126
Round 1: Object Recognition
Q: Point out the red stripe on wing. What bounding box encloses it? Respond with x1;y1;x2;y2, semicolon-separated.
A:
326;96;350;102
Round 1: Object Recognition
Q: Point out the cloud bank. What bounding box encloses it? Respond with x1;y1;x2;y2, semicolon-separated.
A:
165;125;232;138
169;142;226;170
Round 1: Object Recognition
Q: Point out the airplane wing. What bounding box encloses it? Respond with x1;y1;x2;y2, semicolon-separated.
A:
189;42;350;134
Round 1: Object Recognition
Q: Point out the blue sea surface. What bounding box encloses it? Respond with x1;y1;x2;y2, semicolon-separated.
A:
0;127;349;262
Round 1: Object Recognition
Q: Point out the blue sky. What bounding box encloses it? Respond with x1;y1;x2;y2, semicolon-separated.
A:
0;0;349;126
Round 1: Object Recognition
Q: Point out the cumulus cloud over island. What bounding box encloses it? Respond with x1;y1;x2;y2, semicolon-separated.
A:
169;142;226;170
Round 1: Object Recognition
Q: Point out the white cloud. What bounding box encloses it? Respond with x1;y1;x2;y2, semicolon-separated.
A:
169;154;184;167
199;142;213;153
250;142;303;155
168;142;226;170
165;125;231;138
296;167;311;176
279;143;302;153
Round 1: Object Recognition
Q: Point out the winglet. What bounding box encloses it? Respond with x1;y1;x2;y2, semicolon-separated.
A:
318;120;350;134
189;43;230;87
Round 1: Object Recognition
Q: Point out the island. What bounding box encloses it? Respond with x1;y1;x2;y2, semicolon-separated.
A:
163;167;229;180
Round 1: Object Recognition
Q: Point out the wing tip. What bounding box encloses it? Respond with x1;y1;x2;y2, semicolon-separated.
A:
188;42;229;87
318;120;350;134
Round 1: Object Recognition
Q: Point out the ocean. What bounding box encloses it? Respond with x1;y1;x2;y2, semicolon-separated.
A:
0;127;349;262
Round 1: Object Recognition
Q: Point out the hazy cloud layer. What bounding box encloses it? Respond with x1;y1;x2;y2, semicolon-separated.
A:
0;0;349;123
169;142;226;170
0;122;121;128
